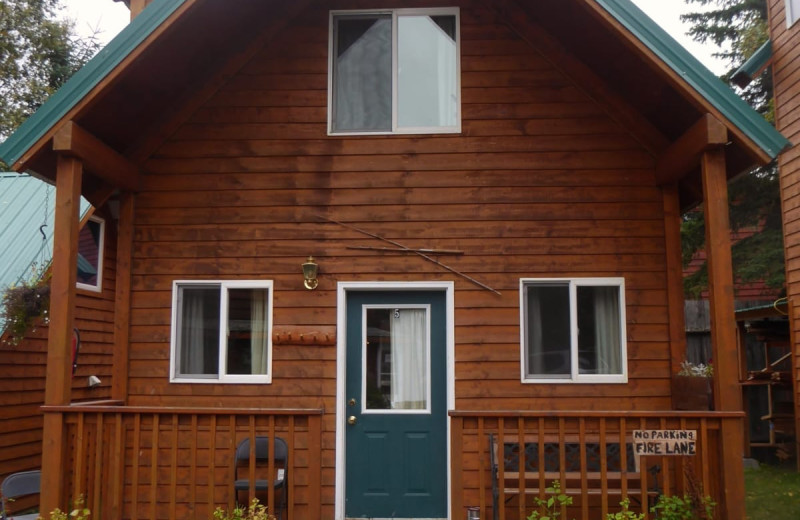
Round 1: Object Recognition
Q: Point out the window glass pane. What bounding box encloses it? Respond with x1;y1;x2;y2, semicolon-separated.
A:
226;288;269;375
790;0;800;24
333;15;392;132
577;286;622;375
177;286;220;376
526;284;571;377
397;15;458;128
77;219;102;286
365;307;428;410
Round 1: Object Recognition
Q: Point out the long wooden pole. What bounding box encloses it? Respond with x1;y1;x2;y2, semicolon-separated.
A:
700;148;744;520
41;155;83;515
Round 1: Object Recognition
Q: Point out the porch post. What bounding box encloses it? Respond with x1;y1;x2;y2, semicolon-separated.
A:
41;155;83;515
700;147;745;520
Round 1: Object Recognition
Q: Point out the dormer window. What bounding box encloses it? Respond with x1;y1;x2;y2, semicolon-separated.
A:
328;8;460;135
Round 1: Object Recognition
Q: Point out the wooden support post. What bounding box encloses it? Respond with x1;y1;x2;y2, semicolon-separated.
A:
41;155;83;515
112;192;135;402
700;148;744;520
662;184;687;378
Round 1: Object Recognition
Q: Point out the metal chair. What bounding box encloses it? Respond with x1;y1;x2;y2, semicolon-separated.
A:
234;437;288;519
1;470;41;520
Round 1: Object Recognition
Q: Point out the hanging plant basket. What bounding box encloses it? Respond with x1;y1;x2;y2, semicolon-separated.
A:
1;279;50;345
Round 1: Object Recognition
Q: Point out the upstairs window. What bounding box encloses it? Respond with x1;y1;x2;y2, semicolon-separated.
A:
520;278;627;384
788;0;800;27
170;281;273;384
76;216;104;292
329;8;460;134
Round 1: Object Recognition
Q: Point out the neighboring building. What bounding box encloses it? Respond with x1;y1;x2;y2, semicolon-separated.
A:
768;0;800;471
0;1;789;519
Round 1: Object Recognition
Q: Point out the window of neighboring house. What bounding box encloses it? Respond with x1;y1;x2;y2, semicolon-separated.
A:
76;216;104;292
329;8;460;135
788;0;800;27
170;281;273;383
520;278;627;383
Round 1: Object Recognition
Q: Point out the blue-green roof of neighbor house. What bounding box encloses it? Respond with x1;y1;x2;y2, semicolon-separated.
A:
0;174;90;332
732;40;773;88
0;0;790;170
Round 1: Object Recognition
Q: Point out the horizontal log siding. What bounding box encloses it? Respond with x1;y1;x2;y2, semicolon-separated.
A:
129;1;668;514
769;0;800;470
0;217;116;483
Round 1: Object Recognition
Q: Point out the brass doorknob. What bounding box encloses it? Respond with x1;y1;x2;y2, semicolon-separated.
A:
348;415;357;425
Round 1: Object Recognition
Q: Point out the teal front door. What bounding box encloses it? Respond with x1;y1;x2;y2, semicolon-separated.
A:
345;290;448;519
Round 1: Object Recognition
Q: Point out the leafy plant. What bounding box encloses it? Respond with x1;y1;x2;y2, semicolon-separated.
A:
0;264;50;345
606;498;645;520
39;495;90;520
677;360;713;378
212;499;276;520
526;481;573;520
650;493;715;520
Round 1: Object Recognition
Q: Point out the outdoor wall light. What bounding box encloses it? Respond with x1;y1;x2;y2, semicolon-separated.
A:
302;256;319;290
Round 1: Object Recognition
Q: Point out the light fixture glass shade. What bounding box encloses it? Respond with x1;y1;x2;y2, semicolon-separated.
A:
302;256;319;290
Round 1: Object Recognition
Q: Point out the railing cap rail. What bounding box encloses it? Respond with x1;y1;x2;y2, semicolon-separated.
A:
42;404;324;415
448;409;745;418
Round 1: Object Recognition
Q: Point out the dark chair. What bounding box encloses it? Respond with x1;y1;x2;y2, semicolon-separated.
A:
1;470;41;520
234;437;288;519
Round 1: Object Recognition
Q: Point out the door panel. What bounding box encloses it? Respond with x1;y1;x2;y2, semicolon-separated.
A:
345;291;447;519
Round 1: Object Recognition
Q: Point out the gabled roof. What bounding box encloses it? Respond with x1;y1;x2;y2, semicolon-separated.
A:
0;0;790;198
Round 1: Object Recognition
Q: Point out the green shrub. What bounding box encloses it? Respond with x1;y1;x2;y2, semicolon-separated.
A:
650;493;715;519
212;499;276;520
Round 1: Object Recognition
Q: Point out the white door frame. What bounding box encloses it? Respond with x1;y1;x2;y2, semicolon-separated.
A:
335;281;455;520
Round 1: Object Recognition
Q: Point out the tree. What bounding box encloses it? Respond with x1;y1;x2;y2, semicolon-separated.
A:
679;0;784;298
0;0;99;165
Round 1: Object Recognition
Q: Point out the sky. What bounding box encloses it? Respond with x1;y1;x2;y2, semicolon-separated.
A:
60;0;728;75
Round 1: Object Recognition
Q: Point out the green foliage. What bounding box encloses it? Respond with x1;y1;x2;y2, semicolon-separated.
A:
606;498;645;520
526;481;573;520
212;499;276;520
0;0;100;166
650;493;715;519
38;495;90;520
0;264;50;345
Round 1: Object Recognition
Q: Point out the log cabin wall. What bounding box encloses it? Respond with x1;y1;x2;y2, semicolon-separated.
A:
128;1;671;514
0;212;116;483
769;0;800;469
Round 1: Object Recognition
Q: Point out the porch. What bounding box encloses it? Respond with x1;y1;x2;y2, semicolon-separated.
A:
40;404;741;520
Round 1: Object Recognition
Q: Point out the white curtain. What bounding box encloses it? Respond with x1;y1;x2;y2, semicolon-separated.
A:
250;290;268;375
390;309;427;409
181;291;206;374
593;287;621;374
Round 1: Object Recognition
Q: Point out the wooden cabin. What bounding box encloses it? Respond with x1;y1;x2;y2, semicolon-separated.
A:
0;0;790;519
768;0;800;472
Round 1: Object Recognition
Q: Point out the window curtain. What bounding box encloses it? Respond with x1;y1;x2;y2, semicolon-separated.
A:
181;290;206;374
250;290;268;375
593;287;621;374
389;309;427;409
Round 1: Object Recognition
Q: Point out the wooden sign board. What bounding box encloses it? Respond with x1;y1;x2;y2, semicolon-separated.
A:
633;430;697;456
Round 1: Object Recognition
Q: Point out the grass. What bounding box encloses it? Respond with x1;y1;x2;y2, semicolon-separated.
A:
745;463;800;519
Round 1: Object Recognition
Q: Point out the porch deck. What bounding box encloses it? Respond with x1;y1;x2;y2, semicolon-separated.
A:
40;404;741;519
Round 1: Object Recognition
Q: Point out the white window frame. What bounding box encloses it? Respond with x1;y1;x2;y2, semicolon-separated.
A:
76;215;105;293
327;7;461;136
788;0;800;27
519;277;628;384
169;280;274;384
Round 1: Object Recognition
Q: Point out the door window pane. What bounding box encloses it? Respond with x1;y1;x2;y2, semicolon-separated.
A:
365;307;428;410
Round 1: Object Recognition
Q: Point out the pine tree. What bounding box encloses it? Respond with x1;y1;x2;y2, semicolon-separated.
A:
0;0;100;164
680;0;784;298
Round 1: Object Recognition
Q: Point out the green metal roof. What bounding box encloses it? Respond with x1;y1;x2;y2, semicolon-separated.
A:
0;0;187;168
732;40;772;88
596;0;789;158
0;0;790;169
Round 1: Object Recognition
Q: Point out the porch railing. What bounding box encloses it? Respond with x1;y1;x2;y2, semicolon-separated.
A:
450;410;745;520
42;402;323;520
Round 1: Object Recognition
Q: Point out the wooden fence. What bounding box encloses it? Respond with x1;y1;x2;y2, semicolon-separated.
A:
41;402;323;520
450;410;745;520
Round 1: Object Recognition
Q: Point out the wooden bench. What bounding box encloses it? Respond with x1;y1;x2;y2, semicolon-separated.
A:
489;434;660;520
